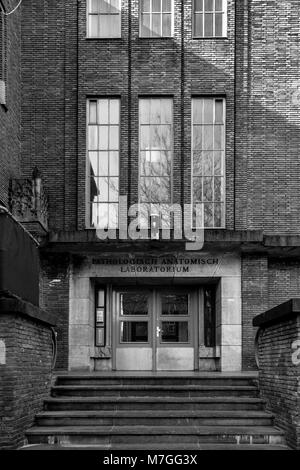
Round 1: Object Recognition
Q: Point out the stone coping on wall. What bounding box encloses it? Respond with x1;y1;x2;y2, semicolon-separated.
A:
0;297;56;327
253;299;300;328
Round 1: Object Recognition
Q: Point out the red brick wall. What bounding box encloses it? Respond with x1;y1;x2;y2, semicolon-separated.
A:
0;313;52;450
0;0;22;207
258;316;300;449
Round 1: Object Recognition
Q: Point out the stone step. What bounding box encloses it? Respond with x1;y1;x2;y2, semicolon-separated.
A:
35;410;274;427
51;385;259;398
45;396;265;412
26;425;285;446
56;374;258;387
19;443;289;451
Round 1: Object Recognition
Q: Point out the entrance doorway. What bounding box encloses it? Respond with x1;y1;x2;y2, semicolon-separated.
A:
114;288;199;371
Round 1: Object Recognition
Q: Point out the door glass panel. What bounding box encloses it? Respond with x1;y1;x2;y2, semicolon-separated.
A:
120;322;148;343
161;294;188;316
120;293;148;316
161;321;189;343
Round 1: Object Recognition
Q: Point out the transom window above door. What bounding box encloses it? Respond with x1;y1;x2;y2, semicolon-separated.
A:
87;0;121;38
140;0;173;38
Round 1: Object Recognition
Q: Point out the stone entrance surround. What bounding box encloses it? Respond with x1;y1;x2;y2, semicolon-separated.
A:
69;252;242;372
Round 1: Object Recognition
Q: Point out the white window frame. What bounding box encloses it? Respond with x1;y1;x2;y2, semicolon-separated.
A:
87;0;121;39
193;0;227;38
139;0;174;38
191;97;226;229
86;97;121;229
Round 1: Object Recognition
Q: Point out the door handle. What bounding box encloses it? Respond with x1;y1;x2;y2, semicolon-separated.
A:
156;326;161;338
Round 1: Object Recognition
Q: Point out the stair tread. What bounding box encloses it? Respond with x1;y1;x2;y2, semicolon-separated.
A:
26;425;284;435
46;396;264;403
55;373;258;379
37;410;272;418
19;443;288;451
53;385;257;390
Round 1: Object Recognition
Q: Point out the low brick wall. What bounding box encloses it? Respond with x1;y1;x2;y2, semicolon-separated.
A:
0;298;55;449
253;300;300;449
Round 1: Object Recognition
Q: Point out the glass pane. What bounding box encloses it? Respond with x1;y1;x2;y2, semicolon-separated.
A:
161;322;189;343
98;290;105;307
152;13;161;37
99;0;110;13
99;14;110;37
193;177;202;202
160;101;172;124
141;126;150;149
140;177;151;202
109;177;119;202
162;294;189;316
194;13;203;36
215;13;223;36
214;202;224;227
193;202;204;228
141;14;151;37
140;100;151;124
99;99;109;124
89;126;98;150
142;0;151;13
215;99;224;123
193;151;202;175
204;0;214;11
110;14;121;37
98;177;109;201
89;15;99;37
151;125;171;149
99;151;109;175
214;176;222;201
90;0;99;14
194;0;203;12
89;101;97;124
110;0;120;14
109;126;119;150
109;203;119;228
203;125;214;150
203;177;213;201
162;13;171;36
214;151;223;175
204;12;213;36
98;203;109;227
90;177;99;202
152;177;171;203
204;287;216;347
110;151;119;176
96;308;105;323
160;151;171;176
140;151;151;176
110;100;120;124
96;328;105;346
89;152;98;176
99;126;109;150
162;0;171;12
202;151;213;175
214;125;224;150
150;99;161;124
121;322;148;343
193;126;202;150
204;202;214;227
121;292;149;316
152;0;161;13
193;100;202;124
203;99;214;123
215;0;223;11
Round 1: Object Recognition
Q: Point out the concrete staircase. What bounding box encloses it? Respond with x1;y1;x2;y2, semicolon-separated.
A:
24;373;288;450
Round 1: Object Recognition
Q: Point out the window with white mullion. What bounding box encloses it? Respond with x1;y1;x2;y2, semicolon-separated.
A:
193;0;226;38
192;97;225;229
87;98;120;229
88;0;121;38
140;0;173;38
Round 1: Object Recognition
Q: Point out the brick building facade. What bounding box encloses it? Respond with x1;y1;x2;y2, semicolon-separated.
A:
1;0;300;374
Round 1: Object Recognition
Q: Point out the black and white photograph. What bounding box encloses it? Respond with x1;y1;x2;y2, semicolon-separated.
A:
0;0;299;459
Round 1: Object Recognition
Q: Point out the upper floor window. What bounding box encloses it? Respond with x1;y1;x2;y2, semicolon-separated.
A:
87;98;120;229
192;97;225;228
193;0;227;38
139;98;173;226
140;0;173;38
87;0;121;38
